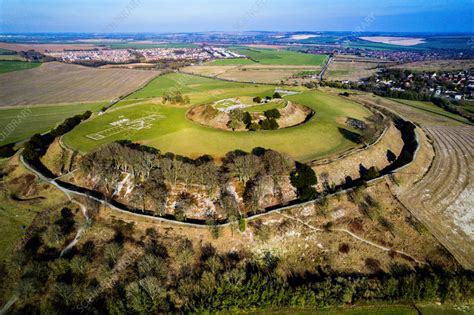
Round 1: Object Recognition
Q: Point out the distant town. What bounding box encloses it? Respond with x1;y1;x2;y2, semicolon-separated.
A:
45;46;244;64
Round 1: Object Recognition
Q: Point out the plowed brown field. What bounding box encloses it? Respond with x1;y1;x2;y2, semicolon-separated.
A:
0;62;159;106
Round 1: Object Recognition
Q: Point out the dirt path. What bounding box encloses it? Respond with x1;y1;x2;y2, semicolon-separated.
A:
279;212;424;264
59;200;90;257
0;296;18;315
396;126;474;269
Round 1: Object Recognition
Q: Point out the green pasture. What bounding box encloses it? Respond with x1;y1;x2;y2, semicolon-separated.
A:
232;48;328;66
0;102;105;145
127;72;275;105
63;73;371;161
0;60;41;74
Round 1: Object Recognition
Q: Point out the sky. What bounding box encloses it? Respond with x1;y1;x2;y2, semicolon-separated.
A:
0;0;472;33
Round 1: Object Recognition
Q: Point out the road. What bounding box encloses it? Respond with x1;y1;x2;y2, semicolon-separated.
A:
319;55;333;81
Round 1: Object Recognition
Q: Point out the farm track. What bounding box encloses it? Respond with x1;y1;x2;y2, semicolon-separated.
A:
397;126;474;269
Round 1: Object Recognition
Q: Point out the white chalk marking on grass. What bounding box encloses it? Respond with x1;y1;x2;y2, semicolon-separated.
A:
85;114;164;140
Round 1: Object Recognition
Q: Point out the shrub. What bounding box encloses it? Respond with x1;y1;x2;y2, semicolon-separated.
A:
272;92;282;99
239;218;246;232
0;144;16;158
242;111;252;125
361;166;380;181
253;96;262;103
290;162;317;189
365;258;382;272
264;108;281;119
248;122;261;131
260;118;279;130
339;243;350;254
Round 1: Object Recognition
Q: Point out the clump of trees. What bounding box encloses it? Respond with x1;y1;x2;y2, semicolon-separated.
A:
264;108;281;119
227;107;280;131
259;117;279;130
162;91;190;105
253;92;282;103
227;94;286;132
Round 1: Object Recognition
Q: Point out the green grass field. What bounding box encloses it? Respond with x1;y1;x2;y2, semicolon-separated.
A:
232;48;327;66
209;58;257;65
390;99;472;125
0;60;42;74
128;72;275;105
63;73;371;161
0;48;16;55
0;102;105;145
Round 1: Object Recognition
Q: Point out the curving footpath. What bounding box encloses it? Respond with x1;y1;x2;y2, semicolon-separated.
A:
279;212;424;265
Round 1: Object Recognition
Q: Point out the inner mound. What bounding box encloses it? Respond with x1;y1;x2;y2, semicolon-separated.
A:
186;96;314;131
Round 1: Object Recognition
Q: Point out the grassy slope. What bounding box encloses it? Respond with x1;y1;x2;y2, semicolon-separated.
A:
64;73;371;161
390;99;472;125
0;102;105;145
233;48;327;66
0;188;37;260
0;60;41;74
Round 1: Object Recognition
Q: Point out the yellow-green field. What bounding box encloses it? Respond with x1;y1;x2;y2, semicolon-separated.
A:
63;73;372;161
